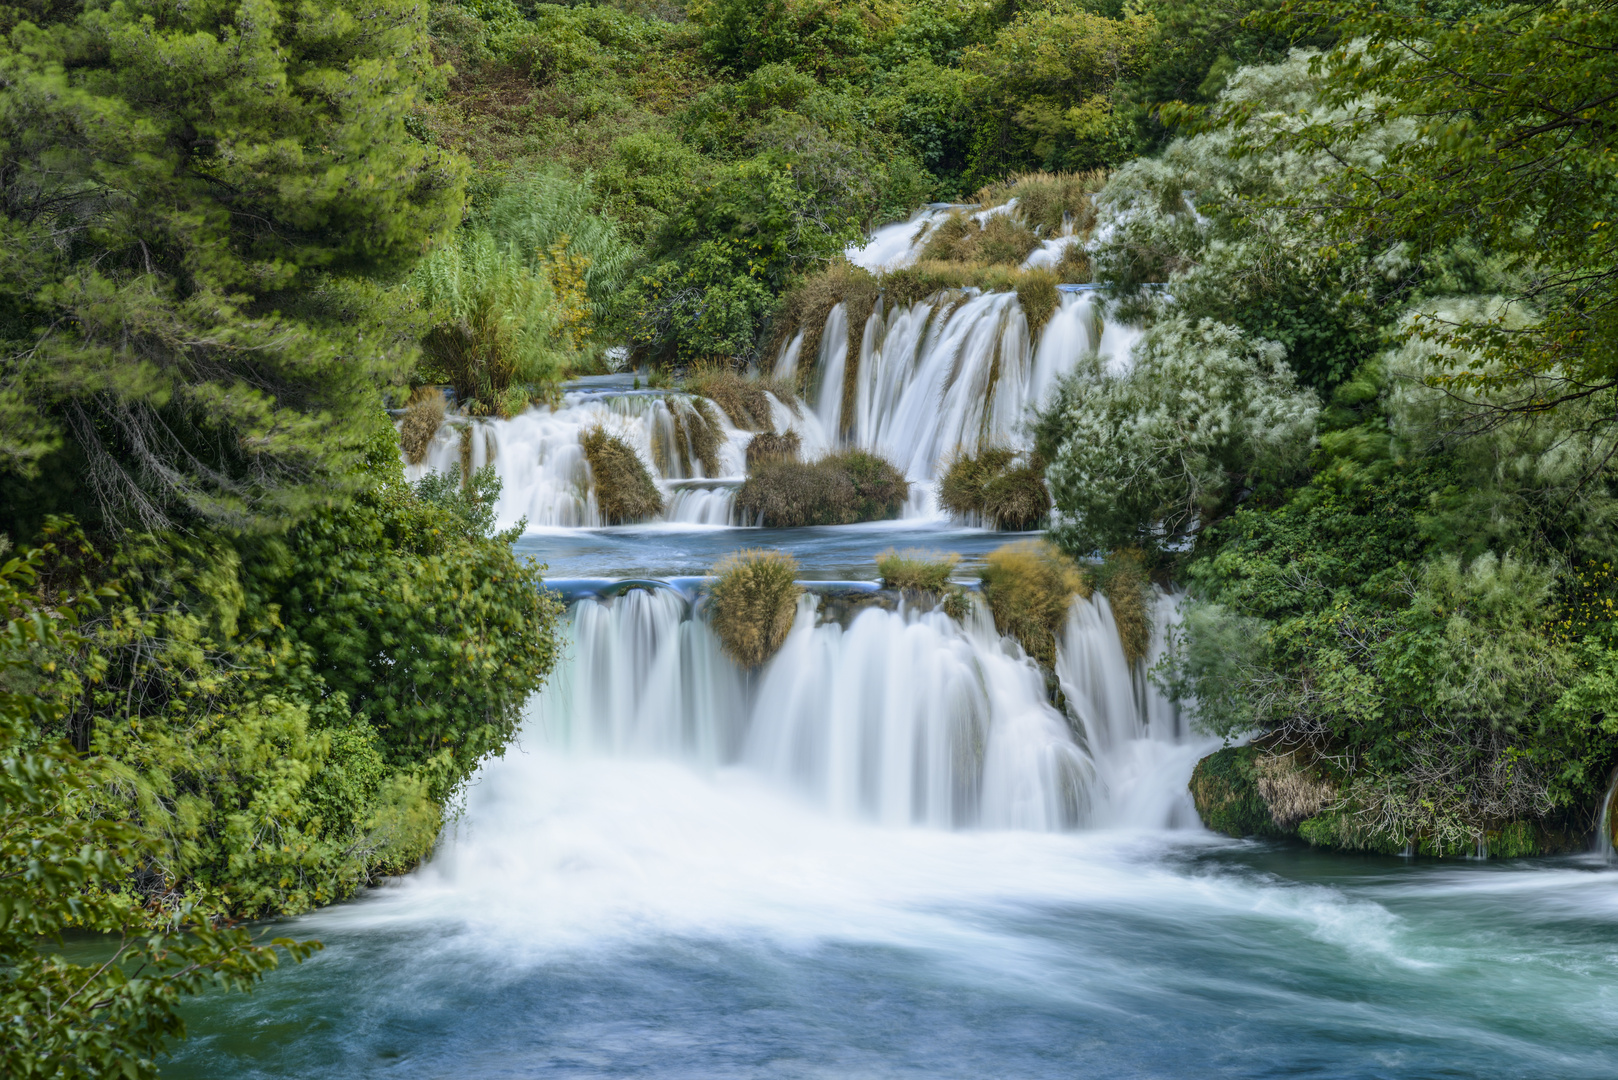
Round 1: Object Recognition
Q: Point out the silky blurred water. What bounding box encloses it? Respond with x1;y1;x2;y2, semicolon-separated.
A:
163;522;1618;1078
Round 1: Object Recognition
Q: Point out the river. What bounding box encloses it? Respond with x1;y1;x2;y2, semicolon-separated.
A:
163;520;1618;1079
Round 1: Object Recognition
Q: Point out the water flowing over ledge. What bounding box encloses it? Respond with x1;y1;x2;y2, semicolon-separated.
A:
532;583;1208;832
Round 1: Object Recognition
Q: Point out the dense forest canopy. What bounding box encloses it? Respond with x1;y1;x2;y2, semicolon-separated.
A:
3;0;1617;1075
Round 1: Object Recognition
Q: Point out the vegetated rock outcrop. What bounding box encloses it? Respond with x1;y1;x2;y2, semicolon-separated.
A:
978;539;1090;669
582;427;663;523
736;450;908;526
938;447;1050;530
707;549;803;667
1189;745;1585;857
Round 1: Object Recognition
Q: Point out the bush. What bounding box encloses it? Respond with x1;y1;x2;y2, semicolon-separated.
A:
919;209;1041;266
399;387;447;465
707;549;803;667
736;450;909;526
937;447;1049;530
582;428;664;523
1041;316;1319;556
876;549;960;592
746;430;801;470
978;539;1090;668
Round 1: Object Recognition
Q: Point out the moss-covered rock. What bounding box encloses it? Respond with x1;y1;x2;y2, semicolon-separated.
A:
1190;746;1292;839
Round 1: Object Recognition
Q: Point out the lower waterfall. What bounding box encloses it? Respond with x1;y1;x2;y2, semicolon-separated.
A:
531;584;1203;832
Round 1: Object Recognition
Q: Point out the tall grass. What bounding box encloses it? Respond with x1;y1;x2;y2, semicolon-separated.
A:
737;450;909;527
1094;548;1154;666
708;549;803;667
582;426;663;523
979;540;1091;669
876;549;960;592
745;430;800;469
480;173;636;315
399;387;447;465
684;364;775;431
937;447;1050;530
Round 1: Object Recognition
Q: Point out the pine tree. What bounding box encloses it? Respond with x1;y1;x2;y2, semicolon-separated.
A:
0;0;467;533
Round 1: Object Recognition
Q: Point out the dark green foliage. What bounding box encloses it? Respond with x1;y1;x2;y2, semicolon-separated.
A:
937;447;1048;530
1188;746;1285;839
737;450;909;526
0;549;316;1079
582;428;665;523
0;0;465;532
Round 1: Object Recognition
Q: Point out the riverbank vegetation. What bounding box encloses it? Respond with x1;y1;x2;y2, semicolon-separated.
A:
1035;5;1618;856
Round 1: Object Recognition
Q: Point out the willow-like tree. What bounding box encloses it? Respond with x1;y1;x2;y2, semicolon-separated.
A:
0;0;466;534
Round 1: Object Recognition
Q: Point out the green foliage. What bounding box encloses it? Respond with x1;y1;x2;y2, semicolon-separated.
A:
876;549;960;592
737;450;909;526
706;548;803;667
978;539;1090;669
1254;0;1618;418
936;447;1048;530
1042;316;1319;556
0;549;316;1078
1188;746;1286;839
0;0;466;531
581;428;665;523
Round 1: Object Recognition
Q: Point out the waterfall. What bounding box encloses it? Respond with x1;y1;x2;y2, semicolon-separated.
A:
405;389;830;530
530;585;1201;832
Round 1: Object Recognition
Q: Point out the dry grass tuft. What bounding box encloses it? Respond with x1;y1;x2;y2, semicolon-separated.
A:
876;549;960;592
937;447;1049;530
737;450;909;527
708;549;803;667
399;387;447;465
979;539;1091;668
768;261;880;374
919;210;1041;267
1255;751;1339;828
664;395;724;476
1015;267;1060;338
582;426;663;523
1094;548;1154;666
685;364;775;431
745;430;801;470
975;170;1109;236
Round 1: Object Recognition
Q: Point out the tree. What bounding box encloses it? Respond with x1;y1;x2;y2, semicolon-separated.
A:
0;546;314;1078
0;0;466;533
1244;0;1618;418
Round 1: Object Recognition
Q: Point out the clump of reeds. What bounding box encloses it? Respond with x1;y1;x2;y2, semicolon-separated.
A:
1094;548;1154;666
399;386;447;465
736;450;909;527
684;364;776;431
708;549;803;667
937;447;1049;530
979;539;1091;668
745;430;801;470
876;549;960;592
581;426;663;523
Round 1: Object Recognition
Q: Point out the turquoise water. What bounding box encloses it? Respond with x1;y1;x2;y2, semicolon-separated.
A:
163;525;1618;1078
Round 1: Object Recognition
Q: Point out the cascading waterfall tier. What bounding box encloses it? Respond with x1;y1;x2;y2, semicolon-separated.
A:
531;583;1201;832
773;289;1139;506
406;388;830;530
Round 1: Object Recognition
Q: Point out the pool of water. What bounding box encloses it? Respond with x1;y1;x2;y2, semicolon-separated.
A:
163;523;1618;1078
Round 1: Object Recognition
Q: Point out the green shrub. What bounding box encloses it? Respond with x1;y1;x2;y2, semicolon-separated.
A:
978;539;1090;668
737;450;909;526
708;549;803;667
937;447;1049;530
582;427;664;523
976;170;1108;236
745;430;801;470
876;549;960;592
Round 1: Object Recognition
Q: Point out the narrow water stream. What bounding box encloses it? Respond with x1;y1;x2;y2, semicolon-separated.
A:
164;520;1618;1079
